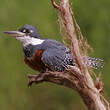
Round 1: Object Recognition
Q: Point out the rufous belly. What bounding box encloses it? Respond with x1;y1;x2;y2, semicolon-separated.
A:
24;50;46;72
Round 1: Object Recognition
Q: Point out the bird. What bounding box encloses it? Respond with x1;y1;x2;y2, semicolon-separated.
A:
4;24;104;73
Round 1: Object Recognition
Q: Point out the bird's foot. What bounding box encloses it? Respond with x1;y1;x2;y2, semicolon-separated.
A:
27;74;44;87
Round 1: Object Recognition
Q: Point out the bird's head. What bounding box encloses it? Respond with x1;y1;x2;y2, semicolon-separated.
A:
4;24;44;46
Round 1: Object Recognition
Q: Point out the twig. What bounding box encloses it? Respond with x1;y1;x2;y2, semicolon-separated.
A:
51;0;60;10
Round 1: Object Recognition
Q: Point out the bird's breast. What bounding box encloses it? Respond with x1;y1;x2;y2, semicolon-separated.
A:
24;49;46;72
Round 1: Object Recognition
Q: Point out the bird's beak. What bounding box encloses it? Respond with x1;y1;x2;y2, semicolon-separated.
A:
4;31;25;37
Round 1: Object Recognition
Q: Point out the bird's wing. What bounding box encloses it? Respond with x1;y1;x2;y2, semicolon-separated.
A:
42;49;73;72
42;39;70;51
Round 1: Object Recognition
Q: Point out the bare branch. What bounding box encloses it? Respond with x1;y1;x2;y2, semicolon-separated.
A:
28;68;85;90
27;0;110;110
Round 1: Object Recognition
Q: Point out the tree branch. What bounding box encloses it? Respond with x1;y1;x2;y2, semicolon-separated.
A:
27;0;110;110
51;0;60;10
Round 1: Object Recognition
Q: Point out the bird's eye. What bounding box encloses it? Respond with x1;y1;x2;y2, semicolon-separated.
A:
22;29;26;33
22;29;30;33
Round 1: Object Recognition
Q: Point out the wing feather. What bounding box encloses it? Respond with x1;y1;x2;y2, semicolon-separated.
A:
42;49;73;72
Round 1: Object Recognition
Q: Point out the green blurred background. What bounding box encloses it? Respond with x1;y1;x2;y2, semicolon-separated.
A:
0;0;110;110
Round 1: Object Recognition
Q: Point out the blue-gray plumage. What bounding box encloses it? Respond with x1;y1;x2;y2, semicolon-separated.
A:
23;38;75;72
4;24;104;73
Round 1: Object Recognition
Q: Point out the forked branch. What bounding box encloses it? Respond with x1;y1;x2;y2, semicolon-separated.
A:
28;0;110;110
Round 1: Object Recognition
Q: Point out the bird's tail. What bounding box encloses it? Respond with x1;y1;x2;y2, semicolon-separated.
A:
82;56;104;69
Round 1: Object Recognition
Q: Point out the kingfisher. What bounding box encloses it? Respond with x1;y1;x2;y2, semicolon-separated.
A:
4;24;103;73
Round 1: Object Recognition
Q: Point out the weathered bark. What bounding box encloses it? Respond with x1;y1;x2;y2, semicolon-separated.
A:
28;0;110;110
